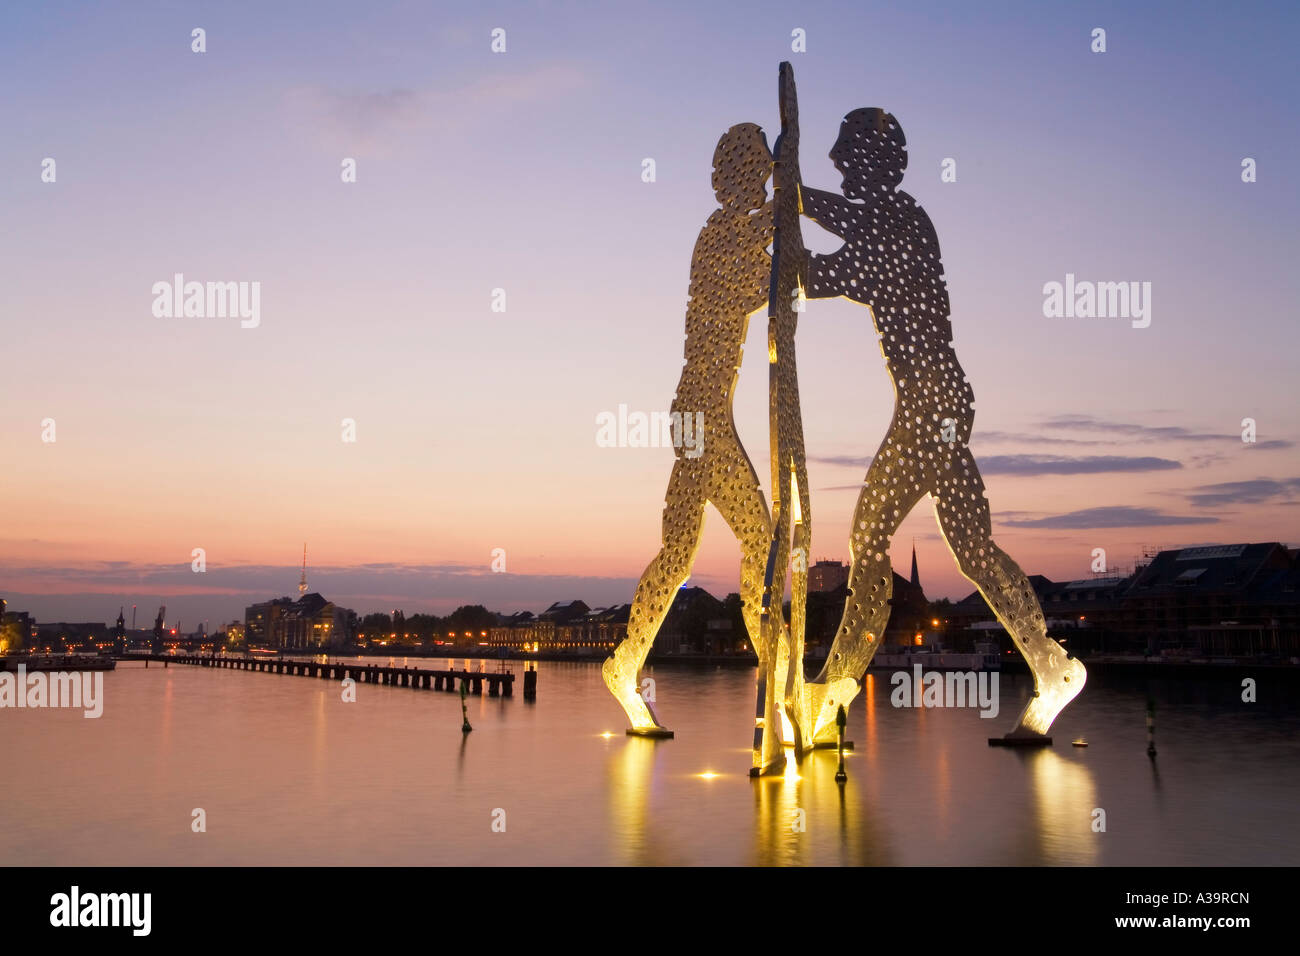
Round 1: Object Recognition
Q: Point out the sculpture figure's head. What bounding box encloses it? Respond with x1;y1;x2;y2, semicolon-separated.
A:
712;123;772;211
830;108;906;199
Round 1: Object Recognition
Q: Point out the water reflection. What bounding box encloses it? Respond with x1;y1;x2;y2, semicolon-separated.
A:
752;750;805;866
1023;747;1098;865
607;737;666;865
4;660;1298;865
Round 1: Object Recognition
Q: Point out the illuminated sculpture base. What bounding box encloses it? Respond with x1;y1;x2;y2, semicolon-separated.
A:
748;753;787;778
626;728;675;739
802;677;864;748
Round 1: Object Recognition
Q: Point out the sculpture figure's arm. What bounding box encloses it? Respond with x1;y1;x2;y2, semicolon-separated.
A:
800;186;859;300
801;186;852;239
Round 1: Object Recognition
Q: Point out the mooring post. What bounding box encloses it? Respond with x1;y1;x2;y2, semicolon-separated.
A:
835;705;848;783
1146;696;1157;758
461;680;472;733
523;668;537;701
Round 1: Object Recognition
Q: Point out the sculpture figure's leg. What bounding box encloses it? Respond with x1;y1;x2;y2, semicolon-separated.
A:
754;463;792;775
603;459;706;734
782;461;813;754
806;422;928;744
702;423;784;772
708;431;776;664
932;463;1086;736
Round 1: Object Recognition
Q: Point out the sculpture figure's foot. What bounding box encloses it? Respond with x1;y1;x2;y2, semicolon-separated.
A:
781;662;811;754
750;662;786;775
1009;645;1086;737
748;751;788;777
803;676;862;746
602;655;670;735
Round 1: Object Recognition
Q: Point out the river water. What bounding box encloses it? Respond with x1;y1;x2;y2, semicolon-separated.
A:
2;657;1296;865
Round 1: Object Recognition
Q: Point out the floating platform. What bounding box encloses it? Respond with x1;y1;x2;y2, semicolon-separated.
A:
988;735;1052;748
626;727;674;739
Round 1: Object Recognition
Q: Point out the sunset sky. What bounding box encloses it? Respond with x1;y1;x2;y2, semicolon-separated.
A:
2;1;1297;629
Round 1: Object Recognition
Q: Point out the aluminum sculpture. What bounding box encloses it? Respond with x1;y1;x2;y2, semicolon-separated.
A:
601;122;782;749
604;63;1084;773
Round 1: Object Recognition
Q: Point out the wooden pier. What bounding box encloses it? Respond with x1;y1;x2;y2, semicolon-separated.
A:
144;654;515;697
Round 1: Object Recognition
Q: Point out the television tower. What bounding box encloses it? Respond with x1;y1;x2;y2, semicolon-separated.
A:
299;543;309;595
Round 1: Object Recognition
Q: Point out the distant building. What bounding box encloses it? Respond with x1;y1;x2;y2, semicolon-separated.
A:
502;600;631;651
578;604;632;649
802;544;931;650
34;621;110;651
809;560;849;592
245;598;292;647
1123;543;1298;656
244;593;354;650
1;602;34;654
805;569;930;650
223;621;244;645
656;586;728;654
489;601;631;651
948;542;1300;658
487;611;537;649
531;600;591;649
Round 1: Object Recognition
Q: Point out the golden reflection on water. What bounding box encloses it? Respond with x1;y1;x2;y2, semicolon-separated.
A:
1025;747;1098;865
753;749;806;866
602;663;1101;865
750;747;893;865
158;668;173;788
863;672;877;768
607;736;659;865
311;687;327;797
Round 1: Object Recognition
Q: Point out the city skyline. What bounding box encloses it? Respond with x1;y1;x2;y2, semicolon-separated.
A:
3;1;1297;629
7;536;1297;630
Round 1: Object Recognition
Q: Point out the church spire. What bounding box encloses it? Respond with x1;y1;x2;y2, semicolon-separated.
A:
910;540;921;590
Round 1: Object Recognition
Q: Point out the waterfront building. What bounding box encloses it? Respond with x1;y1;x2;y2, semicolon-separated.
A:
244;598;292;647
244;594;355;651
490;600;630;652
948;542;1300;659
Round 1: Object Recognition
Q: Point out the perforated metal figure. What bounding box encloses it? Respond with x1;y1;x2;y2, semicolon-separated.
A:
800;108;1086;739
603;124;790;765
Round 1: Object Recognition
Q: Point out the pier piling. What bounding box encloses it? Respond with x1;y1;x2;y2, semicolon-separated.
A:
140;654;517;699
